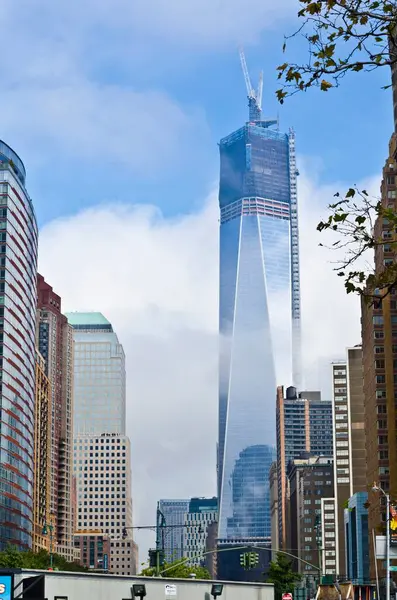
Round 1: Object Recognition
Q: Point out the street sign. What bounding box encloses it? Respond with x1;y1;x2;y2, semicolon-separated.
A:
103;553;108;571
389;566;397;571
282;593;293;600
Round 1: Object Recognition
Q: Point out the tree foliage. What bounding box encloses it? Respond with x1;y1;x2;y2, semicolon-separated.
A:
276;0;397;102
266;553;302;600
316;185;397;298
0;545;86;572
140;558;211;579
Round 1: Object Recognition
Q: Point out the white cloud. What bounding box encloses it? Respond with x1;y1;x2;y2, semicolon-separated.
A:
0;82;207;173
0;0;294;56
38;167;376;562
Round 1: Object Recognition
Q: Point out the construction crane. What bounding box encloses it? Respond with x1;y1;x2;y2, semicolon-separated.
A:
239;47;263;121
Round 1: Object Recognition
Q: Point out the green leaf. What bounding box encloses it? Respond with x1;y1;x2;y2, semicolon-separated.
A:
320;79;333;91
346;188;356;198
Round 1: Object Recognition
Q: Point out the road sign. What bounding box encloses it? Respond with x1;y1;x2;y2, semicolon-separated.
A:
389;565;397;571
282;593;293;600
103;553;108;570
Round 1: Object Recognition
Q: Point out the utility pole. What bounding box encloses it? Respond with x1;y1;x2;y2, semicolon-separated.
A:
155;503;166;577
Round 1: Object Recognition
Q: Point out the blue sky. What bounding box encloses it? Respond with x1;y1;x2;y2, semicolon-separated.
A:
0;0;392;225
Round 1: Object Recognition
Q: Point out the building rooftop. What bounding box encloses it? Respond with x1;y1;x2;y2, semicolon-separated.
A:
65;312;112;330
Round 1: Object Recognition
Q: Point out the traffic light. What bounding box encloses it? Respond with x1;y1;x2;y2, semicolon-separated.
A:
149;549;165;568
240;552;259;570
240;553;249;569
122;527;128;539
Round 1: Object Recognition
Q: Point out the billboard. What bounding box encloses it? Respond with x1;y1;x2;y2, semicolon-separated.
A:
391;505;397;547
0;574;13;600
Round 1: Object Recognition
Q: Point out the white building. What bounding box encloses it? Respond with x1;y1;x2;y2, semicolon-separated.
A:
68;312;137;575
321;497;337;575
74;434;132;537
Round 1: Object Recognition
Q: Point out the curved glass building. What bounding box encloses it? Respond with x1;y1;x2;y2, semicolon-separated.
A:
0;141;38;549
218;106;301;544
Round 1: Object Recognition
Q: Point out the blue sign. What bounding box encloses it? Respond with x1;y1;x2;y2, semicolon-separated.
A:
103;553;108;571
0;575;13;600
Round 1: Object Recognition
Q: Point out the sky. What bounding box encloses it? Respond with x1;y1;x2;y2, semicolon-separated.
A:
2;0;392;563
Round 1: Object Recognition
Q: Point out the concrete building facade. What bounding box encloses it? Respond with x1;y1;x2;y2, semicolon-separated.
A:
287;455;334;592
361;133;397;579
74;434;133;539
33;351;52;552
320;497;337;576
36;274;74;559
331;347;366;576
276;386;333;549
110;538;139;576
74;532;110;570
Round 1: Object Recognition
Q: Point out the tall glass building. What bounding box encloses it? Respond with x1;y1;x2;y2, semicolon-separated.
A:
68;312;138;574
66;312;126;436
0;141;38;549
218;94;301;545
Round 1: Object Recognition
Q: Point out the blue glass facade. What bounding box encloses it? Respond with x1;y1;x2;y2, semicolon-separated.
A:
218;118;300;542
0;142;38;549
344;492;369;584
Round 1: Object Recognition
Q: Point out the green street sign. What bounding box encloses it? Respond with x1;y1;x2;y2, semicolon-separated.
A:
389;566;397;572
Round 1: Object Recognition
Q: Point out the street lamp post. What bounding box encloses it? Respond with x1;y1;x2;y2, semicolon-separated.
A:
373;483;390;600
42;522;54;570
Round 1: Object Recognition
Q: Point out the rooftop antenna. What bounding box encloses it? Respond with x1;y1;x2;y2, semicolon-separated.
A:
239;47;262;121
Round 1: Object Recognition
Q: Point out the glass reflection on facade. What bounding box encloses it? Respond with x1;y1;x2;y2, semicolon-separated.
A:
0;141;38;549
66;312;126;436
218;113;301;541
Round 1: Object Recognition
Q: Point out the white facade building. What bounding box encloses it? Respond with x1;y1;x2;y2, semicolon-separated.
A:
183;509;218;566
68;312;137;575
74;434;132;538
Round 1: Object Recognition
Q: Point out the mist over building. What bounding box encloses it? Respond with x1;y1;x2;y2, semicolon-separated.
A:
217;55;302;579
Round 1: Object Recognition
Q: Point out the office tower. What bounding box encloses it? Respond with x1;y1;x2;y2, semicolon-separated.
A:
37;274;74;560
0;141;38;549
217;57;301;574
361;132;397;579
269;462;279;559
344;492;369;584
183;497;218;566
33;351;51;552
74;434;133;537
74;532;110;570
158;499;189;562
320;498;337;576
287;455;334;593
67;312;137;575
65;312;125;436
331;347;366;576
276;386;333;550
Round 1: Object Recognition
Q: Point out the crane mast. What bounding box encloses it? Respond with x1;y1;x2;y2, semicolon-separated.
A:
239;48;262;121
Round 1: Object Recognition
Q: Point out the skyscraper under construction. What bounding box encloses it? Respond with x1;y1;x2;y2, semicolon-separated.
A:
217;53;301;579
